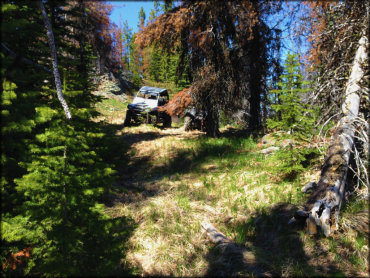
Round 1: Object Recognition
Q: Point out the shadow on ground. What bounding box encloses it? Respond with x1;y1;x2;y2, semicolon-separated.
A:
205;241;269;277
93;122;182;206
205;203;344;276
84;214;137;276
99;124;260;207
140;133;254;180
92;117;364;276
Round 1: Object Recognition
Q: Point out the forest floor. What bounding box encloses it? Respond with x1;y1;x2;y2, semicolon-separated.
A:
95;94;369;277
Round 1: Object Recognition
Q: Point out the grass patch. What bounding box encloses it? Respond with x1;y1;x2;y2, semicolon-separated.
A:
94;95;131;125
94;95;369;277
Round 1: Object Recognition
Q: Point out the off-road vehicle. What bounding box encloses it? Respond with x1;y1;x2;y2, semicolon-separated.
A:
123;86;171;127
183;107;206;131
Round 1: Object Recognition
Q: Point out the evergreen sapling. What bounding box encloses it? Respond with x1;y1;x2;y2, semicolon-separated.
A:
267;53;317;179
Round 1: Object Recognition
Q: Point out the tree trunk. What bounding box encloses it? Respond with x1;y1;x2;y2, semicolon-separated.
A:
39;0;71;120
248;22;263;131
204;105;220;137
249;86;261;130
303;36;368;236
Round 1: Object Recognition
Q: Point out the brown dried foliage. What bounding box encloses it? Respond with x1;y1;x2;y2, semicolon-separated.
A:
302;1;369;123
135;1;279;136
135;6;189;51
158;88;193;117
84;1;126;70
85;1;113;46
136;2;259;52
304;1;337;66
2;247;32;270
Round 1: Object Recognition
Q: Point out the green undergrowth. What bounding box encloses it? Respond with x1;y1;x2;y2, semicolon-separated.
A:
94;95;131;125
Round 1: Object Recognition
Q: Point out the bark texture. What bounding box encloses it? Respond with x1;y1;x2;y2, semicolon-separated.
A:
39;0;72;120
305;36;368;236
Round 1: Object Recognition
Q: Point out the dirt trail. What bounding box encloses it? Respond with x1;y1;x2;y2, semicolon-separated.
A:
109;126;203;205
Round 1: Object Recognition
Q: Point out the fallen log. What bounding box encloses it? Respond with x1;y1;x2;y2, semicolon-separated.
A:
260;146;279;155
300;35;368;236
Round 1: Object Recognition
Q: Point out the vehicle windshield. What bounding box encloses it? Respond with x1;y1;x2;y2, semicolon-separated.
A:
136;92;158;100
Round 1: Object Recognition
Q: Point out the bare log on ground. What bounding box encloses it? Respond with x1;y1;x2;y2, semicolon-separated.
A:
301;36;368;237
39;0;71;120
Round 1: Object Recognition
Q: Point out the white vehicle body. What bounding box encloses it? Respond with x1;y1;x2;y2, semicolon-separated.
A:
131;96;158;109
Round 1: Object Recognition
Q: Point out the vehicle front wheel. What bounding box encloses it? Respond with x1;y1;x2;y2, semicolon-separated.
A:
123;110;132;126
163;113;172;128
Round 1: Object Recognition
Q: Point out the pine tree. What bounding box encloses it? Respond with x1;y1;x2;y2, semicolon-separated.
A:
1;1;125;275
161;0;174;12
159;51;170;82
136;0;282;137
138;7;146;30
149;0;161;23
267;53;314;139
129;34;143;88
168;52;179;83
1;4;49;270
121;21;133;71
149;46;162;82
1;80;38;247
267;53;317;179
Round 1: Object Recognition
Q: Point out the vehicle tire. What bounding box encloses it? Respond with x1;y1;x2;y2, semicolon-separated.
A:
145;113;151;124
184;116;192;131
152;114;159;126
123;110;132;126
163;113;172;128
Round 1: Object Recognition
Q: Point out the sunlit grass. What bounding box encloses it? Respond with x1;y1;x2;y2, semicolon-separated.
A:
93;95;131;124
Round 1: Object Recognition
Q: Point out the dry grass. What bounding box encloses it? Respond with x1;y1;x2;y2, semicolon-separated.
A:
92;94;131;124
123;194;211;276
97;96;369;277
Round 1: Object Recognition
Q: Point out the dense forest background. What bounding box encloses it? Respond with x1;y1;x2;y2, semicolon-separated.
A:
1;0;369;276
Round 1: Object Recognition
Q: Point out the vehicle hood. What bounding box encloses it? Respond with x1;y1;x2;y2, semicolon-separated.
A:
129;97;158;110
